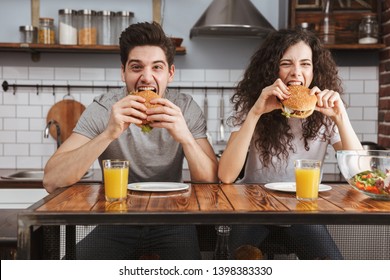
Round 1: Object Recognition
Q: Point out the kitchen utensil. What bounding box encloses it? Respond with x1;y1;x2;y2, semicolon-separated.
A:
203;88;213;145
217;88;226;144
46;93;85;144
361;141;386;151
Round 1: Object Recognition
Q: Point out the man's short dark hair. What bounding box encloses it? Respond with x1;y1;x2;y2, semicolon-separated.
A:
119;21;175;68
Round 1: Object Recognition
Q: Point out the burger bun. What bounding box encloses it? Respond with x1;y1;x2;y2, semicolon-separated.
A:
281;85;317;119
131;90;161;132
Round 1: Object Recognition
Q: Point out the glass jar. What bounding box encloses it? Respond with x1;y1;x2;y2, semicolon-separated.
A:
358;14;379;44
77;9;97;45
19;25;37;43
96;10;114;45
297;22;315;32
38;18;55;44
58;9;77;45
113;11;134;45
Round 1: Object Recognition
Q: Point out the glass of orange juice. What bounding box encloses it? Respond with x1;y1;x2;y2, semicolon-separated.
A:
294;159;321;201
103;159;129;202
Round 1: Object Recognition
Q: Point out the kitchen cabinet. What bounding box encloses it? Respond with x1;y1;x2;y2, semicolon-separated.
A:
289;0;385;49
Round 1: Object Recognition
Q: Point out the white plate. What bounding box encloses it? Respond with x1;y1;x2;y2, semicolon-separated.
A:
264;182;332;193
128;182;189;192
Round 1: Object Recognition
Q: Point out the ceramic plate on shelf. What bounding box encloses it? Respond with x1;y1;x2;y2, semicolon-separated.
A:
264;182;332;193
128;182;189;192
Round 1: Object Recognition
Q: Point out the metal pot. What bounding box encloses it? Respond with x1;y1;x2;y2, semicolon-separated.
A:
361;141;386;150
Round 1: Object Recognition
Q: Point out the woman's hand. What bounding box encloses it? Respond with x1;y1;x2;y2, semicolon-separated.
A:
311;86;347;120
252;78;290;116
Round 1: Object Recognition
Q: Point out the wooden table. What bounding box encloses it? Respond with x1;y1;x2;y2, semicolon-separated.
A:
17;183;390;259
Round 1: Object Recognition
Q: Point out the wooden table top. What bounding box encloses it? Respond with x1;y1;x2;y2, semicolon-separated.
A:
20;183;390;226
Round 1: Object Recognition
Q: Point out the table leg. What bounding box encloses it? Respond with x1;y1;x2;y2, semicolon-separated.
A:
65;225;76;259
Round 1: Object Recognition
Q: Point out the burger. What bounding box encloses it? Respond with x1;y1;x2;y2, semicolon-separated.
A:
281;85;317;119
130;90;161;133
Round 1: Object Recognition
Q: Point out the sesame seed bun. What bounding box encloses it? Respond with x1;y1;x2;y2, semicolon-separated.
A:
131;90;161;132
132;90;160;110
281;85;317;119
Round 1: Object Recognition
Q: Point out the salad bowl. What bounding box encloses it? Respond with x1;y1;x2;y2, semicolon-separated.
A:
336;150;390;200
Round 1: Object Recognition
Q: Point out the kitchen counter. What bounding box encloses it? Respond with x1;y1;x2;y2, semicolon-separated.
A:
0;169;102;188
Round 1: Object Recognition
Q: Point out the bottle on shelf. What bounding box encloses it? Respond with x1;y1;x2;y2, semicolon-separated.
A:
358;14;379;44
319;0;335;44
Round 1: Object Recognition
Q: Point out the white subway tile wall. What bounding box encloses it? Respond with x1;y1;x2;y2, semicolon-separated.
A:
55;67;80;80
0;66;378;173
29;67;54;80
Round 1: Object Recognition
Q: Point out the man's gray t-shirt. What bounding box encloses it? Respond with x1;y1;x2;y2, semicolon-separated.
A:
74;88;206;183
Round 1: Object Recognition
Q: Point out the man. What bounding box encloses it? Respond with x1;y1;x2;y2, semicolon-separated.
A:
43;21;218;259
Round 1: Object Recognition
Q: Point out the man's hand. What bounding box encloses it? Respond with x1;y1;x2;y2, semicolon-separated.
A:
105;95;148;140
146;98;192;143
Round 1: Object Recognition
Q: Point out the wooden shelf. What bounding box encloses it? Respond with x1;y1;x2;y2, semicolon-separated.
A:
0;42;186;60
289;0;384;50
324;43;385;50
0;41;382;57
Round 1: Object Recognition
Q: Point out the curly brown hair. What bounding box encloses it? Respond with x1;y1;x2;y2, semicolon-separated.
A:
119;21;175;68
228;29;343;168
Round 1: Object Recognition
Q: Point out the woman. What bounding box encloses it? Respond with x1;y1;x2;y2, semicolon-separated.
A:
218;29;362;259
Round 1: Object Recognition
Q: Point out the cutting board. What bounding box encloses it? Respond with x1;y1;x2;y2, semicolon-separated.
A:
46;99;85;144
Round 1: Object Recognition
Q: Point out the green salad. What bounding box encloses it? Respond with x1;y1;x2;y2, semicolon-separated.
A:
352;169;390;195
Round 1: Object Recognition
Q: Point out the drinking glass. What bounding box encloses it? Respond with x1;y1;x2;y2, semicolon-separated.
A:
103;159;129;202
294;159;321;201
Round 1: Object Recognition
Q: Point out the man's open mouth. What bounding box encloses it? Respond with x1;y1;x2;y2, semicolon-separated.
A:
137;87;157;93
